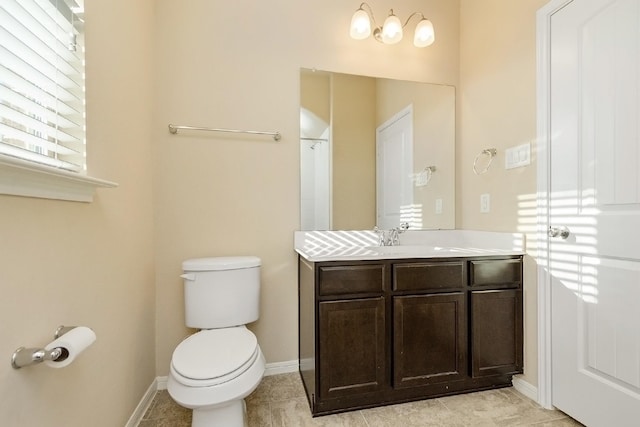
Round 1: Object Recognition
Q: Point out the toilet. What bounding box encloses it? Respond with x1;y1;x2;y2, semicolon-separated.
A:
168;256;265;427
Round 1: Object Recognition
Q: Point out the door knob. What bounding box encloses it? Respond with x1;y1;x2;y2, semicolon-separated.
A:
548;226;570;239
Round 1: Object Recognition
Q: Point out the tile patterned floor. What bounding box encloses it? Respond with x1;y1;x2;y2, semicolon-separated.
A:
139;373;583;427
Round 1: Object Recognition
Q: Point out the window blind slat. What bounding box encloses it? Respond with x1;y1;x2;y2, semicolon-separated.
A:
0;2;82;65
0;9;81;78
12;0;76;47
1;83;79;129
0;142;80;171
0;66;80;117
3;0;84;85
0;104;82;145
36;0;77;36
0;124;80;156
0;46;82;104
0;32;82;95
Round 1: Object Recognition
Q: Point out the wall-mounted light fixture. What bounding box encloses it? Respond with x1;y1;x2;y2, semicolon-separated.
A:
350;2;435;47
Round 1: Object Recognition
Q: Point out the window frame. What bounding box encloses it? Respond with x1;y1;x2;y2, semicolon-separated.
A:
0;155;116;202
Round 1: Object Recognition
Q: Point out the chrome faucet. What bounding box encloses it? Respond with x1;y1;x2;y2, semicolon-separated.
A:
374;222;410;246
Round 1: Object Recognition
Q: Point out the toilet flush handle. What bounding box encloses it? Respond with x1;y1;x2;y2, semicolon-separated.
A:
180;273;196;281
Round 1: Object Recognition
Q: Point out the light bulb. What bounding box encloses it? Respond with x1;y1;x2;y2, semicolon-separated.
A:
381;12;402;44
350;8;371;40
414;18;435;47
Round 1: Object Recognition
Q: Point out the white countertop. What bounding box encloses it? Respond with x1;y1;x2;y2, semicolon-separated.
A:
294;230;525;262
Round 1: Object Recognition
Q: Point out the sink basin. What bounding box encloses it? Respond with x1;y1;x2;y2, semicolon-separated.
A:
365;245;461;255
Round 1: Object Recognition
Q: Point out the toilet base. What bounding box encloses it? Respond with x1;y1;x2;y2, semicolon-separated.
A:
191;399;247;427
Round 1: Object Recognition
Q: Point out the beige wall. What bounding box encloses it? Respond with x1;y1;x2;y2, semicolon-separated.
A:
332;73;377;229
300;71;330;125
0;0;156;426
153;0;460;374
458;0;548;386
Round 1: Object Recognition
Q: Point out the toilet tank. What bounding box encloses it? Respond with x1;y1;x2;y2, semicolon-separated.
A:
181;256;260;329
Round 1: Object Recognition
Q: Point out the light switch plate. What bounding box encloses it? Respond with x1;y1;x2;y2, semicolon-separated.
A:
435;198;443;214
505;142;531;169
480;193;490;213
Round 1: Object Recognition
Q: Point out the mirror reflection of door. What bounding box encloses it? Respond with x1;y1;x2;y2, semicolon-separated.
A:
300;108;330;230
299;68;456;231
376;105;413;229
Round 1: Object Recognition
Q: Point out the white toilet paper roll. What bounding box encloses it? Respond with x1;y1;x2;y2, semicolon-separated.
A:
44;326;96;368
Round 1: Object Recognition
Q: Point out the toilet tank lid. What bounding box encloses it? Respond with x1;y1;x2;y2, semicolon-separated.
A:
182;256;261;271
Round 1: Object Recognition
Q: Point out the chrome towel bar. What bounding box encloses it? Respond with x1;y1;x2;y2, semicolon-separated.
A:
168;124;281;141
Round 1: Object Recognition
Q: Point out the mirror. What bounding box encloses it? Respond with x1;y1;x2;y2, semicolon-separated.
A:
300;69;455;230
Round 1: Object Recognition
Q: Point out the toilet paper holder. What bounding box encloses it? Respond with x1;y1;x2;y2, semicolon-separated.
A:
11;325;76;369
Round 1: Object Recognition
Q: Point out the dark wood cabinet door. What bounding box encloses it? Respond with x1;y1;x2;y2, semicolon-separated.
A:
393;293;467;388
470;289;523;377
318;297;386;399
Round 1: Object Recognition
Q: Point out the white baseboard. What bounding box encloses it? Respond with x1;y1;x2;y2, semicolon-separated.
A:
264;359;298;376
125;378;159;427
512;375;538;402
157;375;168;390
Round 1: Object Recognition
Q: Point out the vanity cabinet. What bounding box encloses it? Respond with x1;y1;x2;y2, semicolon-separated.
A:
298;255;523;416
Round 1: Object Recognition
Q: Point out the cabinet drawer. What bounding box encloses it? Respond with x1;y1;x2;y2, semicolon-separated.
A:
318;264;385;296
393;261;464;291
470;259;522;288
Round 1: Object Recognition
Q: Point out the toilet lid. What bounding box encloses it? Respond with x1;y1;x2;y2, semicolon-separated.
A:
172;327;258;381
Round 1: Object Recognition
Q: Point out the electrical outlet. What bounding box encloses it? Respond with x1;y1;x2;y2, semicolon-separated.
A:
480;193;490;213
435;198;443;214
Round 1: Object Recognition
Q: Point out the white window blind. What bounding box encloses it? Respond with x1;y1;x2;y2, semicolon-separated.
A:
0;0;85;173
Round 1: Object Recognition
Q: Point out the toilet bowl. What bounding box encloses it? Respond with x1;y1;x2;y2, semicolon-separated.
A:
168;326;265;426
168;257;265;427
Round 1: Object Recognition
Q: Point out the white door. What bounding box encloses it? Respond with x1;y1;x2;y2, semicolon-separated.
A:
549;0;640;425
376;106;413;229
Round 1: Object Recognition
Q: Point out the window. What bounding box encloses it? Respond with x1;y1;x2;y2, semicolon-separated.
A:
1;0;86;171
0;0;115;202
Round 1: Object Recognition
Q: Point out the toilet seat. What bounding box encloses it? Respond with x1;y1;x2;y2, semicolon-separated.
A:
171;327;259;387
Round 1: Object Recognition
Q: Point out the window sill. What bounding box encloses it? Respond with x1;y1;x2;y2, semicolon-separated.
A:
0;156;118;202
